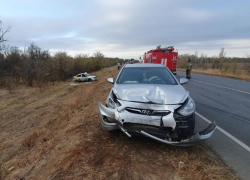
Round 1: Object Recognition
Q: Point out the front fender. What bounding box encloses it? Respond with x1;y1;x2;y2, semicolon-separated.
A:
98;102;119;131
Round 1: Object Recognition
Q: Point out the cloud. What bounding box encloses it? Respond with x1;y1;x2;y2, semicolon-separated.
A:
1;0;250;58
100;0;132;7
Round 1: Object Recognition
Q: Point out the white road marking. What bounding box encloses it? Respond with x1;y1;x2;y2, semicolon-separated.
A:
195;111;250;153
192;79;250;95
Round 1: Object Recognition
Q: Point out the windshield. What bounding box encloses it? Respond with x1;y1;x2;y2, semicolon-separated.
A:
116;67;178;85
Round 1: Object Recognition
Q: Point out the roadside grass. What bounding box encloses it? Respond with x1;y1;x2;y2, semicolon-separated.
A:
21;130;40;149
178;68;250;82
0;66;238;180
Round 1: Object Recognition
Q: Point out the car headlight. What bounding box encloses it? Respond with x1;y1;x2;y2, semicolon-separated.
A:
107;97;122;109
178;97;195;116
108;98;116;109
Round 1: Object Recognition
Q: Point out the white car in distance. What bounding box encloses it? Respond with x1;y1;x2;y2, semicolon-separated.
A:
73;72;97;82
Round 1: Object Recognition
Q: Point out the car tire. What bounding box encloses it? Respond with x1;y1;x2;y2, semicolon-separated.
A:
88;79;92;82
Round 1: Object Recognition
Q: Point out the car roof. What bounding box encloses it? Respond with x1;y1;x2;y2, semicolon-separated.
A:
124;63;166;68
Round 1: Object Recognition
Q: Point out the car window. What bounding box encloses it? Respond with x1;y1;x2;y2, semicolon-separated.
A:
77;74;81;77
82;74;86;77
116;67;178;85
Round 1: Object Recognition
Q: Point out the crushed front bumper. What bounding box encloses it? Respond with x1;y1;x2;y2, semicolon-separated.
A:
98;102;216;146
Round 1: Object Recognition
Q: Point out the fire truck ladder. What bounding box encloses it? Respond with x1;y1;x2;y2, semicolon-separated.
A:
171;59;177;75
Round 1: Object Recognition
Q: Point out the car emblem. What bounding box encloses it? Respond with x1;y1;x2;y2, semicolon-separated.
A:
141;110;152;115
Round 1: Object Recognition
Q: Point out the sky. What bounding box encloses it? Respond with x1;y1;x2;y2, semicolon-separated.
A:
1;0;250;59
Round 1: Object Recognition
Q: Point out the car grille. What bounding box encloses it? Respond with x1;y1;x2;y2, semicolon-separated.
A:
123;123;172;138
125;107;170;116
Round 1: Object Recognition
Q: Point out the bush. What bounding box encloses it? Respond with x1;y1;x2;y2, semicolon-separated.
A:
0;44;124;90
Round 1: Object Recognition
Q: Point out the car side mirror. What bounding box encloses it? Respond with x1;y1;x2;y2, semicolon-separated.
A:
107;78;114;84
180;78;188;84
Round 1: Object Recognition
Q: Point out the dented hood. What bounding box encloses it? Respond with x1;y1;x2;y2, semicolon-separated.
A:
113;84;188;104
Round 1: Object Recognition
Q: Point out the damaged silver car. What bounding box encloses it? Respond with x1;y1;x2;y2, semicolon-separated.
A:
98;64;216;146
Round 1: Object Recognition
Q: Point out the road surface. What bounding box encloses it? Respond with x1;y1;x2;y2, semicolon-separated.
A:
176;71;250;179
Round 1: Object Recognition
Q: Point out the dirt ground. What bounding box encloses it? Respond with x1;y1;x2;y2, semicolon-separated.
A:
0;66;238;180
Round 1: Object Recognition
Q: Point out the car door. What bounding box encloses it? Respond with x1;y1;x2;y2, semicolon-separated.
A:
76;74;81;81
82;74;88;81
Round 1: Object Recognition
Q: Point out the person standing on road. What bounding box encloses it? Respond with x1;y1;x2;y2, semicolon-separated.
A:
117;62;121;70
186;58;192;79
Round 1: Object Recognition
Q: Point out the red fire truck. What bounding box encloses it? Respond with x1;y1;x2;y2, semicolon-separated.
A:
143;45;178;75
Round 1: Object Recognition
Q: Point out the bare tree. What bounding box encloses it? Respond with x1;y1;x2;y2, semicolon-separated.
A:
219;47;226;69
54;52;69;81
21;43;49;87
48;59;57;86
26;42;49;60
75;53;89;59
0;20;11;51
93;50;104;58
233;59;238;73
194;51;199;68
35;59;49;90
246;54;250;75
219;47;226;58
195;51;198;58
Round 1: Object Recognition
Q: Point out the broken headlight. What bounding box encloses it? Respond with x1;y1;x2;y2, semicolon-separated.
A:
178;97;195;116
107;91;121;109
107;98;116;109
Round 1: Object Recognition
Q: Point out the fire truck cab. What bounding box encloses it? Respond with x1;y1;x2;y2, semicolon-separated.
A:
143;45;178;75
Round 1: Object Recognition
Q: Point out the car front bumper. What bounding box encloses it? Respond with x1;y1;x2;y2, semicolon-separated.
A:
98;102;216;146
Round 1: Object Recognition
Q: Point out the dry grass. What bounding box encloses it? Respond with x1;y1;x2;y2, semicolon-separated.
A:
0;66;238;180
179;68;250;82
21;130;40;149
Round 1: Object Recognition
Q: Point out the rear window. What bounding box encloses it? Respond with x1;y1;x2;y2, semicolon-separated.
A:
116;67;178;85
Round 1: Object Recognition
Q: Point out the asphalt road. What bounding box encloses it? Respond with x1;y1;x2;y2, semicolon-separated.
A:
176;71;250;179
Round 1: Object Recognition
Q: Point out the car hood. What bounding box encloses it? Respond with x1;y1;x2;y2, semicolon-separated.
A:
113;84;188;105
